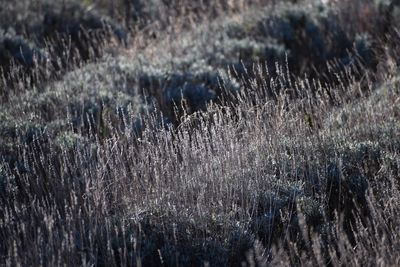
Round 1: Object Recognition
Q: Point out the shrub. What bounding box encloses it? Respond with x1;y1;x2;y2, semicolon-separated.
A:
0;30;47;73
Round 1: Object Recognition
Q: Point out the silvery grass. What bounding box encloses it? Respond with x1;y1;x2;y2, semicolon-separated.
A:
1;59;399;265
1;0;400;266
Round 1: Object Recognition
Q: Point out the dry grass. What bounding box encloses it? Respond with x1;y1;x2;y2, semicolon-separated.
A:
1;0;400;266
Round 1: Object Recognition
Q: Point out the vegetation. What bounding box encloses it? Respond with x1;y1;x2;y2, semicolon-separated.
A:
1;0;399;266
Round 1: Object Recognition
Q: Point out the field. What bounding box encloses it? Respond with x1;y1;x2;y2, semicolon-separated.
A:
1;0;400;266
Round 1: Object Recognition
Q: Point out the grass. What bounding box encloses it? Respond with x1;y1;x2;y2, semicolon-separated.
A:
1;0;400;266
